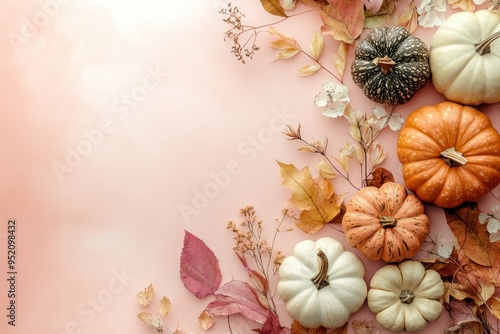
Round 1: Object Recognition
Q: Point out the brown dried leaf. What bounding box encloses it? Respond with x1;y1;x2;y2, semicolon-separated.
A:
260;0;288;17
489;296;500;320
352;319;376;334
364;0;396;28
444;202;500;267
366;167;394;188
290;320;328;334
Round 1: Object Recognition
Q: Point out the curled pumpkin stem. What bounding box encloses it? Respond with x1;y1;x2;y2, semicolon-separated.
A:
373;55;396;74
311;250;330;290
440;147;467;167
380;216;398;228
399;290;415;304
475;31;500;56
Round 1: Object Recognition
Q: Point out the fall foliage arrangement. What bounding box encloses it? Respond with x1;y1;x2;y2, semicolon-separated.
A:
137;0;500;333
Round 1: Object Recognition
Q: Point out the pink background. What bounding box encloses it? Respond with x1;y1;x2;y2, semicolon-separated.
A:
0;0;498;333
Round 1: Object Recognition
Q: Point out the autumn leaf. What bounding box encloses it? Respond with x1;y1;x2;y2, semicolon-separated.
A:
180;230;222;298
448;0;475;11
444;202;500;267
366;167;394;188
278;161;342;233
137;283;154;306
352;319;377;333
310;32;324;60
299;0;364;44
298;64;321;76
138;312;163;332
253;311;292;334
158;296;171;318
236;253;269;296
364;0;397;28
316;157;336;179
198;310;214;330
204;280;269;324
397;0;418;33
260;0;288;17
332;41;348;79
489;296;500;320
290;320;328;333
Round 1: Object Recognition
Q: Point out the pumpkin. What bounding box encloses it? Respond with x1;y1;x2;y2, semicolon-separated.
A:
367;260;444;332
342;182;429;263
429;10;500;105
351;26;430;105
277;237;367;329
397;101;500;208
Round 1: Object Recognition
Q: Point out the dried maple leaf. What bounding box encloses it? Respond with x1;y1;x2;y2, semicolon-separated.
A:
299;0;364;44
444;202;500;267
278;161;343;233
180;230;222;298
260;0;288;17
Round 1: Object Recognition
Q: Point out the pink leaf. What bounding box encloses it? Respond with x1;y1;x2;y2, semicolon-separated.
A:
236;253;269;295
180;230;222;298
253;311;292;334
364;0;384;13
205;280;269;324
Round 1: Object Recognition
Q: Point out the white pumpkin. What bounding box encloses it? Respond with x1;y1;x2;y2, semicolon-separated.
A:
367;260;444;332
429;10;500;105
277;237;367;329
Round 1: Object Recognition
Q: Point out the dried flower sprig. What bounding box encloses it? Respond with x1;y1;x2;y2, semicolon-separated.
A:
226;205;293;313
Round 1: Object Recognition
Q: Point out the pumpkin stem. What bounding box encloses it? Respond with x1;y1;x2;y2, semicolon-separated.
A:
440;147;468;167
380;216;397;228
373;55;396;75
311;250;330;290
475;31;500;56
399;290;415;304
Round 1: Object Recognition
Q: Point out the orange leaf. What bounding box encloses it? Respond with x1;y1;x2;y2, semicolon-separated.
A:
290;320;328;334
444;202;500;267
260;0;288;17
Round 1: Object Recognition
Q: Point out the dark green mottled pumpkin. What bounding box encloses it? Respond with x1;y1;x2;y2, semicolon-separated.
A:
351;26;430;105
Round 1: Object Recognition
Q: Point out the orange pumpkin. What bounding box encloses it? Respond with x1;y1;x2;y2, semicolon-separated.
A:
342;182;429;263
397;102;500;208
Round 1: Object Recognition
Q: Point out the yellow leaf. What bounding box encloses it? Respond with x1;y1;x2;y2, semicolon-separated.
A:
310;32;324;60
158;296;171;318
138;312;163;332
316;157;336;179
298;64;321;76
278;161;342;233
270;39;297;50
447;0;475;11
277;48;300;60
489;296;500;320
137;283;154;306
259;0;288;17
332;41;348;79
198;310;214;330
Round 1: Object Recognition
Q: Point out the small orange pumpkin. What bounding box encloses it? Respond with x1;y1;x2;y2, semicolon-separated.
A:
342;182;429;263
397;102;500;208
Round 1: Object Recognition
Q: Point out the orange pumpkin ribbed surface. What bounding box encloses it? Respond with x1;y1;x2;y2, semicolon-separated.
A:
342;182;429;263
397;101;500;208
